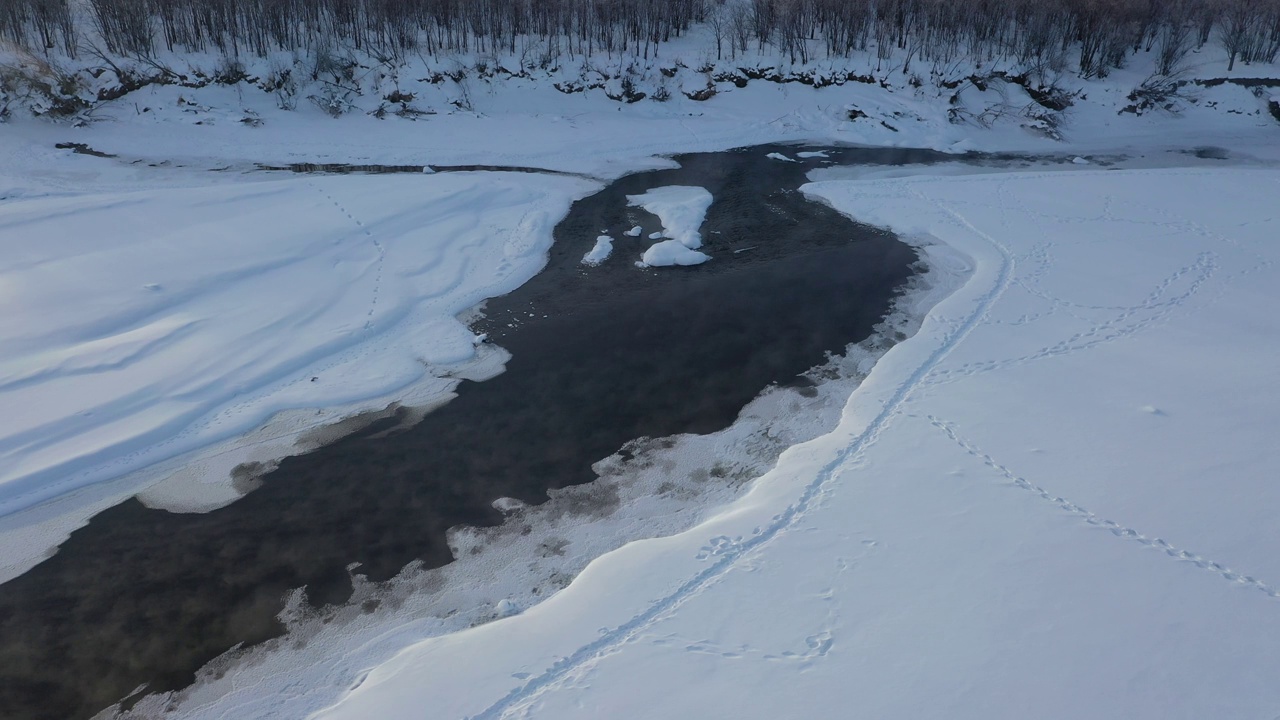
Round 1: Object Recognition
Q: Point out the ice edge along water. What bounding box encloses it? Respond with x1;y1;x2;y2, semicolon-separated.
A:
92;181;971;720
458;179;1013;720
0;173;599;582
310;167;1280;720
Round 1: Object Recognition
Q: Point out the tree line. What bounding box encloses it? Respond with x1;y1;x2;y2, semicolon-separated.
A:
3;0;1278;75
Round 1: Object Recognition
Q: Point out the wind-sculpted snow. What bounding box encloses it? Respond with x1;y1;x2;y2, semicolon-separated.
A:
0;173;594;568
308;167;1280;720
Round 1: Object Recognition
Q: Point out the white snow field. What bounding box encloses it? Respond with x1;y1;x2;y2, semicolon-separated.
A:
1;39;1278;717
309;167;1280;720
0;171;595;578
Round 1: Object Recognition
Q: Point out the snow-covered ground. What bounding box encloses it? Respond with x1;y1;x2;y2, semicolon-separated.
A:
307;166;1280;720
0;170;596;580
1;38;1278;719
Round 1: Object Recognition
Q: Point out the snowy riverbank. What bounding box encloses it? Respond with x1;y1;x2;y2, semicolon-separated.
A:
1;48;1279;717
305;164;1280;720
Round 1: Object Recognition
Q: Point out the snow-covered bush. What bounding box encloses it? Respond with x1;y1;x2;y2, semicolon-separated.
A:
0;53;88;118
263;64;299;111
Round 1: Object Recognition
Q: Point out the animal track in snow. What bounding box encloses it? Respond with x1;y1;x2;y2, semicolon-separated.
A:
927;414;1280;602
308;181;386;330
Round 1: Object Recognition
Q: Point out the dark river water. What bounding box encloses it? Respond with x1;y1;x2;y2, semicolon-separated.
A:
0;144;960;720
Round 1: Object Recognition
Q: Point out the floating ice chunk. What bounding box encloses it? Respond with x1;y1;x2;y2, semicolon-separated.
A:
626;186;713;250
1072;156;1090;165
766;152;796;162
581;235;613;266
797;151;829;159
624;225;643;237
649;231;665;240
640;239;711;267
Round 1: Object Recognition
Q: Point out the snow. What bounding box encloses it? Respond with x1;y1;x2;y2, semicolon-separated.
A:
580;235;613;266
0;171;595;578
1072;156;1090;164
626;185;714;250
623;225;643;237
765;152;796;162
639;239;711;267
0;34;1278;718
310;166;1280;720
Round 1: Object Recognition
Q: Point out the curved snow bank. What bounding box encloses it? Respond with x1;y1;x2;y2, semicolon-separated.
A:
93;229;967;720
0;172;595;563
304;168;1280;720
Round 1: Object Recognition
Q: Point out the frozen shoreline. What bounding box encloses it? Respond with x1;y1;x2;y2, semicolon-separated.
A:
0;172;598;583
1;50;1279;717
95;213;970;720
306;164;1280;720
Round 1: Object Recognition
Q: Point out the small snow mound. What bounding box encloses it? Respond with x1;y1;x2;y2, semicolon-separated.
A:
581;235;613;266
421;166;436;174
624;225;643;237
641;239;711;267
1072;156;1090;165
494;599;519;617
766;152;796;162
142;283;162;291
1141;405;1165;416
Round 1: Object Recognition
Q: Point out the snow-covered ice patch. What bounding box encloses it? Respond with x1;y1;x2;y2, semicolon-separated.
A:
766;152;797;162
796;151;829;159
640;239;711;267
626;186;713;250
624;225;643;237
581;235;613;266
